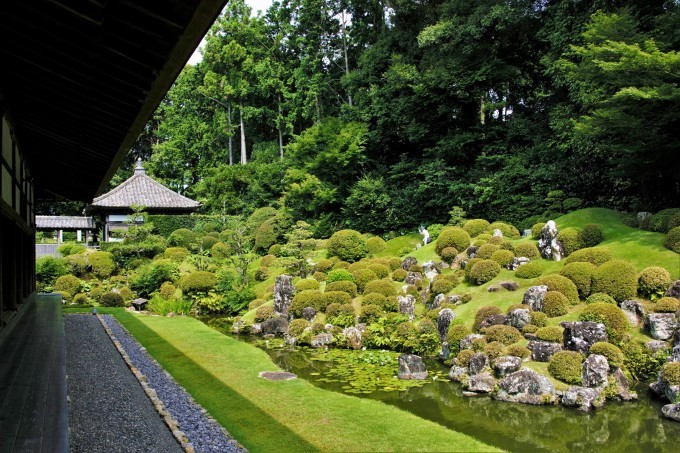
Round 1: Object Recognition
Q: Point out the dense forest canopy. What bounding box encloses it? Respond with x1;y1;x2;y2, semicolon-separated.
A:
109;0;680;237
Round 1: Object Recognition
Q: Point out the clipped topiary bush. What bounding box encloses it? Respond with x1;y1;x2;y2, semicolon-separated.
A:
54;274;82;295
366;236;386;254
456;349;475;367
368;263;390;279
504;344;531;360
591;259;638;302
255;305;276;322
536;274;580;305
515;261;543;279
326;303;356;327
327;268;355;283
179;271;217;295
327;229;368;263
469;259;501;285
353;269;379;293
661;362;680;386
664;226;680;254
325;280;358;297
581;224;604;247
359;304;384;323
431;278;455;295
531;223;546;240
347;261;369;274
88;251;116;278
564;247;613;266
159;282;177;300
288;318;310;337
655;297;680;313
586;293;617;305
296;279;320;291
314;258;333;273
638;266;672;300
485;341;505;360
560;261;597;298
391;268;408;282
72;293;90;306
211;242;230;258
248;298;267;310
165;247;190;262
483;325;522;345
464;258;482;279
548;351;584;384
168;228;196;248
447;324;471;355
530;311;549;328
579;303;629;343
291;290;324;316
100;291;124;307
362;292;388;309
436;227;471;255
201;235;220;251
364;279;398;297
322;291;352;309
522;324;539;334
650;208;680;233
589;342;624;368
475;243;499;260
514;243;540;259
439;246;459;264
463;219;491;238
536;326;564;343
557;227;583;257
490;249;515;268
543;291;570;317
474;306;502;332
489;222;521;239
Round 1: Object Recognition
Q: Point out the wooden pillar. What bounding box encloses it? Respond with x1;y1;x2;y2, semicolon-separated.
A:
77;230;82;242
57;229;63;244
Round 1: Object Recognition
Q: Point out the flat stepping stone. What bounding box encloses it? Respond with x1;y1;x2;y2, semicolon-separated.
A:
259;371;297;381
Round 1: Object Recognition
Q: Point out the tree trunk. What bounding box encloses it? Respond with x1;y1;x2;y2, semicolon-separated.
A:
341;10;352;107
239;103;247;164
227;103;233;165
277;95;284;159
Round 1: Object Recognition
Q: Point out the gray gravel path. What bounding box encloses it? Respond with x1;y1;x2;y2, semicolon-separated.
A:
65;314;182;453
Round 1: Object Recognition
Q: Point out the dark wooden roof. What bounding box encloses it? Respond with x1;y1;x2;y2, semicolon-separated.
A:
0;0;227;202
36;216;95;230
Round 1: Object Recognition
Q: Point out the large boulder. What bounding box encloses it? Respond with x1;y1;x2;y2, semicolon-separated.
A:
343;327;362;350
468;353;489;376
468;372;496;393
273;274;295;317
662;403;680;422
529;340;562;362
301;307;317;321
621;300;645;327
538;220;564;261
398;295;416;321
500;281;520;291
493;356;522;378
405;271;423;286
560;321;608;354
506;308;531;330
651;367;680;403
480;314;507;330
666;280;680;299
429;293;446;310
561;386;604;412
261;317;289;336
646;313;678;340
523;285;549;312
494;369;556;405
311;333;334;348
582;354;609;388
401;257;418;271
398;354;428;380
609;368;637;401
449;365;468;382
509;257;531;271
437;308;456;343
460;334;486;351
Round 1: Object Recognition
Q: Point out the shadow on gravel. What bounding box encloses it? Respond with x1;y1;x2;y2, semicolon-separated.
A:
116;313;316;453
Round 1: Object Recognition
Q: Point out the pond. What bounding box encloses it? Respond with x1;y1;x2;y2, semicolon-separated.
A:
206;322;680;452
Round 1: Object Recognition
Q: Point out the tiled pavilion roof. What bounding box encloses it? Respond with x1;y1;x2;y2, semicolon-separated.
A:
36;216;94;230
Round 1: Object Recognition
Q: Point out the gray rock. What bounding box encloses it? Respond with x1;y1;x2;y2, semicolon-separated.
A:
466;246;479;259
468;353;489;375
522;229;532;238
468;372;496;393
621;300;646;327
232;320;245;334
506;308;531;330
448;365;468;382
509;257;531;271
494;368;557;405
343;327;362;350
561;386;604;412
401;256;418;271
405;271;423;286
646;313;678;340
440;341;451;361
666;280;680;299
437;308;456;343
480;314;507;330
429;293;446;310
301;306;317;321
652;368;680;403
448;295;462;305
646;340;670;353
609;367;637;401
250;323;262;335
487;285;501;293
422;260;441;275
261;317;289;336
493;229;503;237
460;334;485;351
662;403;680;422
582;354;609;387
523;285;549;312
398;354;428;380
398;295;416;321
538;220;564;261
530;340;562;362
560;321;607;354
273;274;295;317
500;281;520;291
311;333;334;348
419;288;430;304
493;356;522;377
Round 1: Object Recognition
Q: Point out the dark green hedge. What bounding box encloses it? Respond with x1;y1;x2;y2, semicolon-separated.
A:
148;215;222;237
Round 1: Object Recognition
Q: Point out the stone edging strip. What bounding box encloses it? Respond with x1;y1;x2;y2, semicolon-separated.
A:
96;314;194;452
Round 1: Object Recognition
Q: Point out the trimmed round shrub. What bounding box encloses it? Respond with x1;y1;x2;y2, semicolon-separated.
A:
661;362;680;386
58;243;86;257
254;218;279;252
165;247;190;262
254;305;276;322
560;262;596;298
531;223;546;240
291;290;324;316
408;264;424;274
359;304;384;323
327;268;355;283
88;251;116;277
131;259;179;298
664;227;680;253
463;219;491;237
474;306;502;332
515;262;543;279
313;272;327;282
387;257;402;271
288;318;310;337
57;291;72;303
261;254;277;268
579;303;629;343
490;249;515;267
201;235;220;251
72;293;90;306
447;324;471;354
368;264;390;279
296;279;320;291
348;261;369;273
536;274;579;305
514;243;540;259
326;303;356;327
353;269;379;293
168;228;196;248
431;278;455;295
548;351;584;384
100;291;124;307
489;222;521;239
179;271;216;295
439;246;459;264
469;260;501;285
248;298;267;310
268;244;282;256
522;324;539;334
327;230;368;262
436;227;471;255
159;282;177;300
471;337;488;352
638;266;672;299
321;291;352;309
655;296;680;313
564;247;613;266
362;292;387;308
54;274;81;295
670;212;680;230
456;349;475;367
119;286;135;302
543;291;570;317
589;342;624;368
557;227;583;256
464;258;482;279
483;325;522;345
530;311;549;328
485;341;505;360
591;259;638;302
650;208;680;233
366;236;386;254
314;259;333;273
581;224;604;247
363;279;398;297
211;242;230;258
325;280;358;297
475;244;499;260
391;268;408;281
504;344;531;360
536;326;564;343
586;293;617;305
